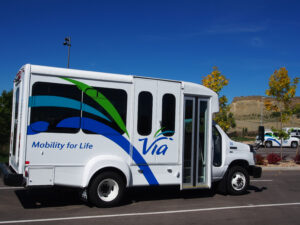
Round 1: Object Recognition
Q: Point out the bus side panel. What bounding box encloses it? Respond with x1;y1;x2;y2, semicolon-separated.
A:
130;165;181;186
25;74;133;187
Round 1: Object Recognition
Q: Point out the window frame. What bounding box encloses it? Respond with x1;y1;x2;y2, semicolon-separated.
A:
137;91;153;136
161;93;176;137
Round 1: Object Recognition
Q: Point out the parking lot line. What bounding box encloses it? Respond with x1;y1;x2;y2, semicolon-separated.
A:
0;187;23;190
251;180;273;182
0;202;299;224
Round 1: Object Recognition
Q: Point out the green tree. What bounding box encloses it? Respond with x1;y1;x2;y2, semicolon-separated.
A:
264;67;299;157
202;66;236;132
0;90;13;146
293;103;300;118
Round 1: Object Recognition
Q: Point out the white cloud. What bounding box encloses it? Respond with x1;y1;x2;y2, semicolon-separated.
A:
205;24;266;34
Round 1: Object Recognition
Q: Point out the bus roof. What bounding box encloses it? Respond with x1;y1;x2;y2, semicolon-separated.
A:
27;64;219;112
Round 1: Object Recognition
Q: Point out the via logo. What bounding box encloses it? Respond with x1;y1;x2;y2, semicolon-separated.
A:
139;128;174;155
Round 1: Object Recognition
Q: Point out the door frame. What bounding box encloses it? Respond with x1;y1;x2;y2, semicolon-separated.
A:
181;95;211;189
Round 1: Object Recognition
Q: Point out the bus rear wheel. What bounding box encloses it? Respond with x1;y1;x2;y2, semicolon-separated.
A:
88;171;125;207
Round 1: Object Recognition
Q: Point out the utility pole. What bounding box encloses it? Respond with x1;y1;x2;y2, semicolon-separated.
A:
63;37;71;68
261;96;264;126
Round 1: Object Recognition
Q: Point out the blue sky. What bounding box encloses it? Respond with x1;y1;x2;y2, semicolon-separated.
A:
1;0;299;102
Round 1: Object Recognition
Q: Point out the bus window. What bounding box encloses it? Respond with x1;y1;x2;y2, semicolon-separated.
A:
213;126;222;167
82;87;127;135
161;94;176;136
30;82;81;133
137;91;153;136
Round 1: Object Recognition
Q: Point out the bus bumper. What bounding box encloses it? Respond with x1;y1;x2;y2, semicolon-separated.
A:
0;163;24;186
248;165;262;178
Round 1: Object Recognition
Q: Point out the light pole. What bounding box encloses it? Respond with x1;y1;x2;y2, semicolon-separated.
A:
63;37;71;68
261;96;264;126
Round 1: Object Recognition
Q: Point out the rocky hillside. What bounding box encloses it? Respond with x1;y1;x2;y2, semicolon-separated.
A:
230;96;300;117
229;96;300;132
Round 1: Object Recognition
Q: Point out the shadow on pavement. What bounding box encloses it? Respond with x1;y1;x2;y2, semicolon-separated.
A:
15;184;267;209
248;185;268;192
15;187;91;209
125;185;216;204
15;185;217;209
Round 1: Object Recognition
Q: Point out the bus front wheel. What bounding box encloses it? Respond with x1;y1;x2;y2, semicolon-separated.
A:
227;166;249;195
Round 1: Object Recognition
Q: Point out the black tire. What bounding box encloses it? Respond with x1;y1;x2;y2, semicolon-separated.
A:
227;166;249;195
265;141;272;148
88;171;125;207
291;141;298;148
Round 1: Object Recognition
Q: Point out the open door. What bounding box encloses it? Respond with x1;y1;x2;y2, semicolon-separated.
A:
9;76;23;171
182;96;210;188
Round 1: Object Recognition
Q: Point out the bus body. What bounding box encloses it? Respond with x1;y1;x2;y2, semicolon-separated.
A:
1;64;261;207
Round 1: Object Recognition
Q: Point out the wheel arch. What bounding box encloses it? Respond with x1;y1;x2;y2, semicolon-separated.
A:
228;159;249;170
81;155;132;188
291;141;298;148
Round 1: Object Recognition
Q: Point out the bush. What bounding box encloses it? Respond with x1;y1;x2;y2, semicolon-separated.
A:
242;128;248;137
270;112;280;118
267;153;281;164
294;154;300;164
0;144;9;163
255;154;265;165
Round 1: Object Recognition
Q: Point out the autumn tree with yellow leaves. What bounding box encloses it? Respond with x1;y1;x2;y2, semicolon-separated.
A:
202;66;236;132
265;67;299;127
264;67;299;156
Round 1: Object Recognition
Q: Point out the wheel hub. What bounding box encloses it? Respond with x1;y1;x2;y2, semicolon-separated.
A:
231;172;246;191
97;178;119;202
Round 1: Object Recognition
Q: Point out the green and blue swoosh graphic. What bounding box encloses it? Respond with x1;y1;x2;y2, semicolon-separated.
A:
27;77;159;185
57;117;158;185
29;96;111;122
61;77;129;138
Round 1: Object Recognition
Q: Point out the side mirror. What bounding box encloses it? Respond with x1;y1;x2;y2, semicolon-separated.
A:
258;126;265;142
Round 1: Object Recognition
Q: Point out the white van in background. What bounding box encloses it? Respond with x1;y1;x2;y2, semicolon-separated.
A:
258;129;299;148
0;64;261;207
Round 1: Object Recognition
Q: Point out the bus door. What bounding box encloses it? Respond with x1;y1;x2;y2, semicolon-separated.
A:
9;70;24;171
182;96;211;189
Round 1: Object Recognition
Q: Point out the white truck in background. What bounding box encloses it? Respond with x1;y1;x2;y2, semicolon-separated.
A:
283;127;300;139
0;65;261;207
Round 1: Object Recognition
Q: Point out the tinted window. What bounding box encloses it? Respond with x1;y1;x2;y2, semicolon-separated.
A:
82;87;127;135
213;126;222;167
138;91;152;135
161;94;176;136
14;88;19;120
30;82;81;133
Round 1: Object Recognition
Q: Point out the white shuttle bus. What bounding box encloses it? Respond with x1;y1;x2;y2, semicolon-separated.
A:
1;64;261;207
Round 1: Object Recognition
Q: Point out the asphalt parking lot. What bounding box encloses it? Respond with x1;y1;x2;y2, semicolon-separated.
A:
0;170;300;225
